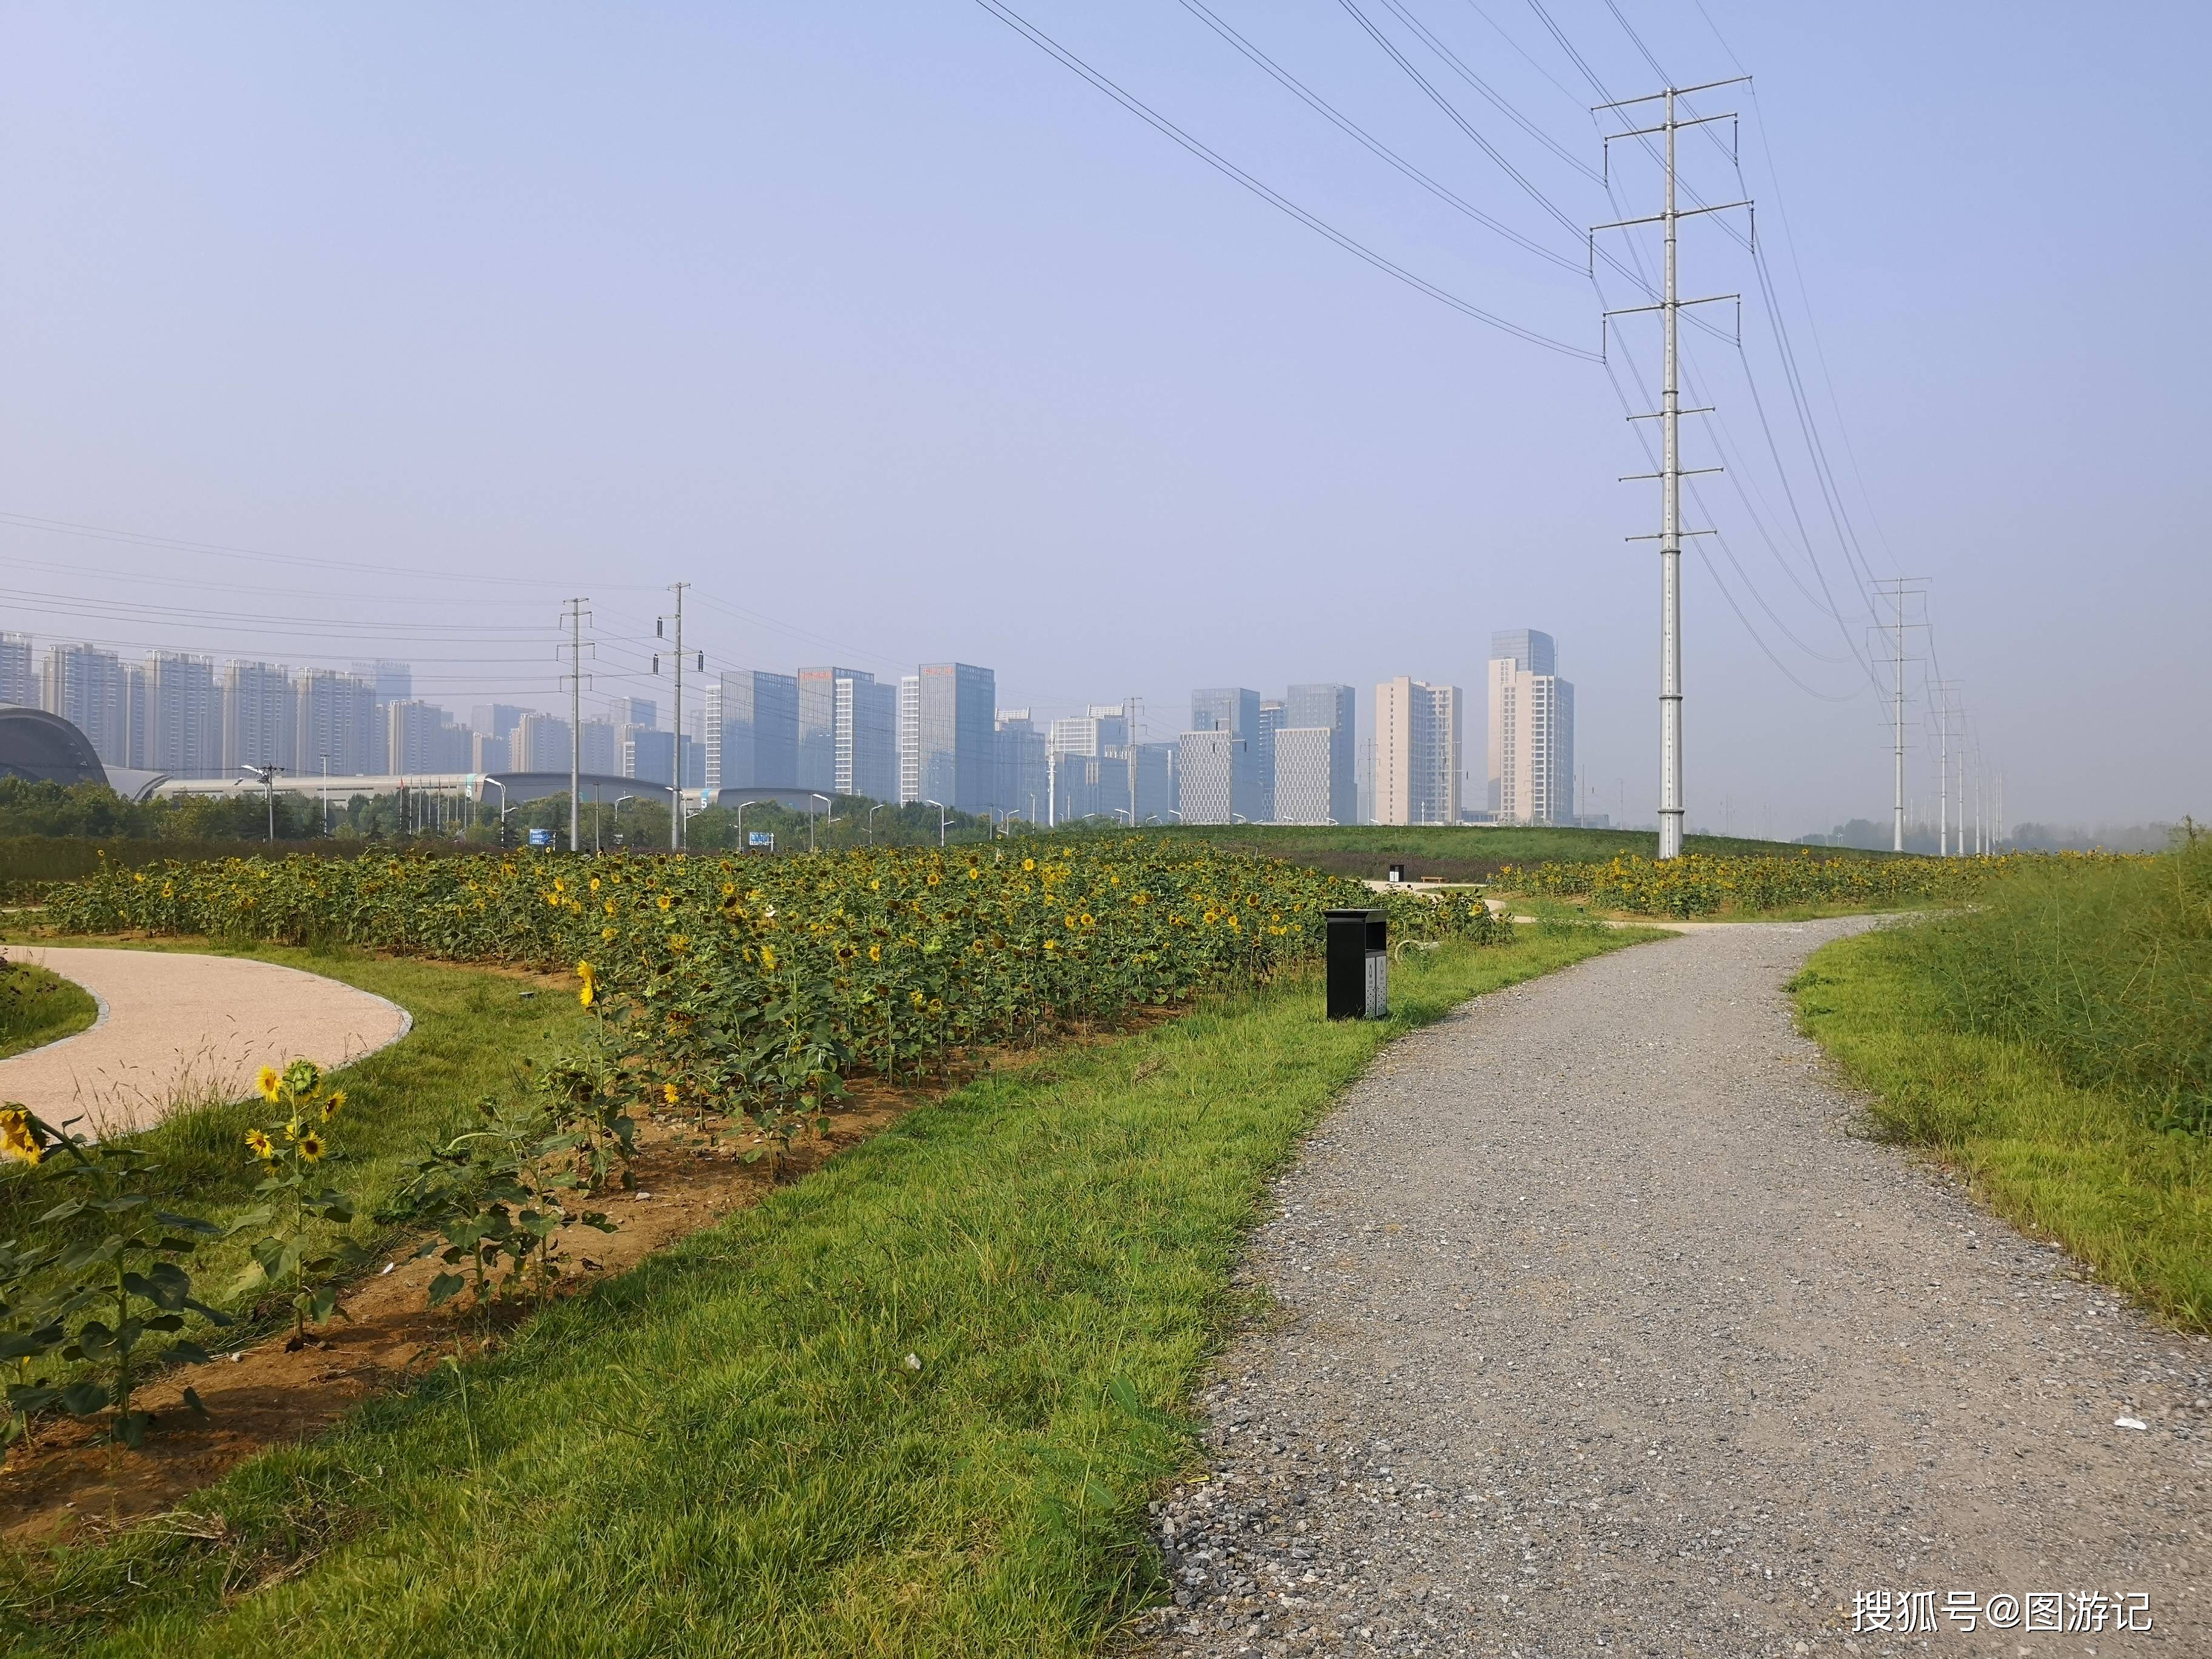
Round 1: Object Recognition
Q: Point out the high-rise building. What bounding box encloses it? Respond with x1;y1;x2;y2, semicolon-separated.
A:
1048;704;1129;760
622;728;700;788
41;643;132;769
916;663;996;812
1185;688;1262;822
511;712;572;774
1256;699;1285;822
1487;631;1575;825
807;669;897;801
0;633;35;708
1191;688;1259;743
1373;677;1462;825
386;700;468;773
607;695;656;730
578;719;618;777
897;675;921;804
1177;728;1262;825
351;660;413;703
993;709;1049;823
705;670;799;791
798;666;868;793
1272;728;1339;825
1134;742;1178;825
295;671;377;776
1283;683;1357;825
1050;751;1128;826
139;652;222;777
224;662;297;776
470;730;511;774
1489;629;1555;679
469;704;528;743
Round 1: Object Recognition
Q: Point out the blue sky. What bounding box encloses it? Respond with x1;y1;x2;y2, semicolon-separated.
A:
2;1;2204;834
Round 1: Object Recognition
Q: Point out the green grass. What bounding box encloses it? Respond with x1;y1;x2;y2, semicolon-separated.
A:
0;960;99;1061
1794;925;2212;1331
1113;822;1886;885
4;924;1652;1657
0;934;590;1336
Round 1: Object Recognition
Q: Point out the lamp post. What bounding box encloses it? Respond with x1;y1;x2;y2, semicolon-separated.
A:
808;793;834;854
320;753;329;836
481;776;513;845
238;763;282;842
867;802;886;844
924;799;949;848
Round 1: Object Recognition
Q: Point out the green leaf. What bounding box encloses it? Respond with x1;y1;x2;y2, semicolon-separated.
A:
167;1341;214;1366
55;1379;109;1417
427;1272;467;1309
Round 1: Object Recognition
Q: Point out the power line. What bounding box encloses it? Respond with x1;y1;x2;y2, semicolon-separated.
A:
969;0;1601;360
1171;0;1585;273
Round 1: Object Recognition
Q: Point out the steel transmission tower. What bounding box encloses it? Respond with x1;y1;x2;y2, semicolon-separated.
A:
561;598;592;854
1871;579;1928;852
1593;79;1751;859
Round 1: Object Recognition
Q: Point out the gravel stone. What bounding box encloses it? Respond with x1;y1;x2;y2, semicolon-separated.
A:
1131;920;2210;1657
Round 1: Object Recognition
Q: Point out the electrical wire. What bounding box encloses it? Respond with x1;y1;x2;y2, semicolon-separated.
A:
1171;0;1584;273
969;0;1601;360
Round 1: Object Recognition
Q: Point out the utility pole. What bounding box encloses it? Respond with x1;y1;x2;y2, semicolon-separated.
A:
1124;694;1141;829
658;581;690;852
1594;78;1750;860
561;598;591;854
1928;681;1962;857
1871;578;1928;852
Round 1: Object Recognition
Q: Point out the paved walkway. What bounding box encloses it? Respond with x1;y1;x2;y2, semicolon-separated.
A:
1141;919;2209;1658
0;947;410;1136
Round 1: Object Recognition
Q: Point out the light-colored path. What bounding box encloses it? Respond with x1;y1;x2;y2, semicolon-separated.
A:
1142;919;2210;1658
0;947;410;1135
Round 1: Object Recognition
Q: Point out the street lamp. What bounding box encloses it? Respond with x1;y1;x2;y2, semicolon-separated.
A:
923;799;950;848
320;753;329;836
238;763;283;843
808;793;838;854
480;776;515;845
866;802;886;844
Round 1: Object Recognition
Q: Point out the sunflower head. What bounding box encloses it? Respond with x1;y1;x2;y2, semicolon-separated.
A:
297;1132;326;1162
244;1127;274;1162
283;1058;323;1096
662;1081;680;1106
0;1108;42;1167
255;1065;283;1103
322;1090;346;1121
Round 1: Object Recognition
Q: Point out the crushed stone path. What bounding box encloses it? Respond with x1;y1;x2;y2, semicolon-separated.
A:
1138;919;2209;1658
0;947;410;1136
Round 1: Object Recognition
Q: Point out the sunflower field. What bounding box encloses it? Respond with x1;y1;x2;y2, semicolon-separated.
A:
1503;848;2125;918
49;843;1506;1133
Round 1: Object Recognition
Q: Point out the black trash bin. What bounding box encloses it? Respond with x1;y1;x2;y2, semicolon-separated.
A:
1326;907;1387;1020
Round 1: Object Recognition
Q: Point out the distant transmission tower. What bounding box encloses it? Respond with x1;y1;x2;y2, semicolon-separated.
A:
1593;78;1752;860
1871;578;1928;852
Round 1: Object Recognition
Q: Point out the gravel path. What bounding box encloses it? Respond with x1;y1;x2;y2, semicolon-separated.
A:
0;946;410;1136
1136;920;2209;1658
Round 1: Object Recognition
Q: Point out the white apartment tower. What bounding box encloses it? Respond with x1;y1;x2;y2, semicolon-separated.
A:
1487;629;1575;825
0;633;34;708
1372;677;1462;825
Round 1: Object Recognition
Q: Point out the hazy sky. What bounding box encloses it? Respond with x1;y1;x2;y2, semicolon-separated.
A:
3;2;2205;835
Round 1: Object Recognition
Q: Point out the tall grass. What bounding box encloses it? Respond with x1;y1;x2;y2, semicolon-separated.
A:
1897;827;2211;1133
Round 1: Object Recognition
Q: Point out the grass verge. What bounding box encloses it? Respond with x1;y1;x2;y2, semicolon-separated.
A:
1793;925;2212;1331
4;924;1649;1657
0;961;99;1061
